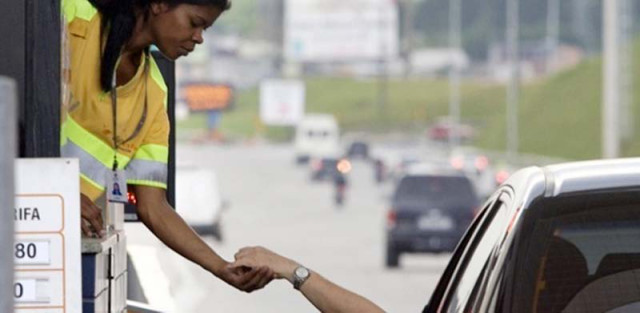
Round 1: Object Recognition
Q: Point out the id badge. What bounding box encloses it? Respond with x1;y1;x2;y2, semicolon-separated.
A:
106;170;129;203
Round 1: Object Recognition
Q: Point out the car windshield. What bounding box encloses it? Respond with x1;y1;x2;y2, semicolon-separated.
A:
509;197;640;313
393;175;477;207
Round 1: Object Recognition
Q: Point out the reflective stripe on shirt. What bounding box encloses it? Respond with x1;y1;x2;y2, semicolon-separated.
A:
61;140;109;189
133;144;168;163
126;159;168;188
61;115;168;190
63;0;97;23
62;115;131;168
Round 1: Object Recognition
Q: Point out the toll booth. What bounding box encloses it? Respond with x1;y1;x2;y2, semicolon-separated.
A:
0;1;175;312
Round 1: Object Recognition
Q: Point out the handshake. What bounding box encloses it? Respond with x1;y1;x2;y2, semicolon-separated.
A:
220;246;300;293
219;246;385;313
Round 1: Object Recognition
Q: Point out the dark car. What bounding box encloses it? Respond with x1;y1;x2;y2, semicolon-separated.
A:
347;141;370;159
310;157;340;181
386;170;479;268
423;158;640;313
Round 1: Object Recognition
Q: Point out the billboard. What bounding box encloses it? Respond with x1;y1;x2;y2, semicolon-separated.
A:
260;79;305;126
285;0;399;62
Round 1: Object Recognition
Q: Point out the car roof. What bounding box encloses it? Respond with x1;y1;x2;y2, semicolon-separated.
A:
503;158;640;214
509;158;640;195
543;158;640;196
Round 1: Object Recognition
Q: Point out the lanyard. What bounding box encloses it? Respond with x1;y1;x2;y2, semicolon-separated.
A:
110;52;150;171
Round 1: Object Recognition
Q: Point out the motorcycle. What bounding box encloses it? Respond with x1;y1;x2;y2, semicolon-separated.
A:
374;159;386;183
333;173;347;206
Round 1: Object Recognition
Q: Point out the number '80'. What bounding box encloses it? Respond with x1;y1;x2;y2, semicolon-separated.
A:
15;243;36;259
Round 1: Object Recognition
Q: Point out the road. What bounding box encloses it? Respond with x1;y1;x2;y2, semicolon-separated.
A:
126;143;450;313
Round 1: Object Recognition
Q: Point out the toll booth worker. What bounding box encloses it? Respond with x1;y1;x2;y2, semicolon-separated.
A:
60;0;273;292
232;246;385;313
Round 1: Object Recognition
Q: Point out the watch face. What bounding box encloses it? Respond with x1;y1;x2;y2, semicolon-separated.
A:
295;266;310;278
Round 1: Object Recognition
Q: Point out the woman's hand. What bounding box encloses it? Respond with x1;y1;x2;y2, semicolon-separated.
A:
80;193;104;238
218;261;274;292
231;246;298;283
133;185;274;293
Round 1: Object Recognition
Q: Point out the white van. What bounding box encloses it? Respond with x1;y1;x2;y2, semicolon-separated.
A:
294;114;340;163
175;164;227;241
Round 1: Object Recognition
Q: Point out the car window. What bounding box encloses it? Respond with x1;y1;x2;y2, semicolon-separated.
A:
445;202;509;313
422;195;498;313
538;220;640;313
394;176;477;207
463;246;503;313
509;197;640;313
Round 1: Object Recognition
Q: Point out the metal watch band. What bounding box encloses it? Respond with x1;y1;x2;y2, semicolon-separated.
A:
293;266;310;290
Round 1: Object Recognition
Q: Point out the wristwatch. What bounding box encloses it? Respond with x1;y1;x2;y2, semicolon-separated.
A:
292;265;311;290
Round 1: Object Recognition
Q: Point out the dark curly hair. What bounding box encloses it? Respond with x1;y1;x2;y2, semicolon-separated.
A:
88;0;231;92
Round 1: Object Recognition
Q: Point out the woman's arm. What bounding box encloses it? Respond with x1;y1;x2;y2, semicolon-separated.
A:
232;246;385;313
134;185;273;292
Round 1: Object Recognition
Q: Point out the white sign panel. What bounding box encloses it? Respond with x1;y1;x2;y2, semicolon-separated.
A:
285;0;399;62
14;159;81;313
260;79;305;126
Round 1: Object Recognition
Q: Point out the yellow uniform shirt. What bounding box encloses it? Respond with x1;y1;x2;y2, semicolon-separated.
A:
61;0;170;201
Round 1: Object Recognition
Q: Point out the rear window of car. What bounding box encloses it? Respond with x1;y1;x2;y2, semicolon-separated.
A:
510;195;640;313
393;175;477;206
322;159;337;167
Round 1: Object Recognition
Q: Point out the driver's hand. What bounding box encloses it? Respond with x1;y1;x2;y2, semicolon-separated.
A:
218;261;274;293
80;193;104;238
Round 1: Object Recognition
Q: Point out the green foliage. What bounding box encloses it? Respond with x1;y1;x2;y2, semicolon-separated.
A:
214;0;259;36
178;49;640;160
179;30;640;160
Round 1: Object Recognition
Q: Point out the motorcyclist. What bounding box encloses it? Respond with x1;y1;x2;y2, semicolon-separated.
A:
333;171;347;206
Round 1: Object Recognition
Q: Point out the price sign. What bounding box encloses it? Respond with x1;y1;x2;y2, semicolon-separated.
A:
14;279;37;303
14;241;50;265
15;159;82;312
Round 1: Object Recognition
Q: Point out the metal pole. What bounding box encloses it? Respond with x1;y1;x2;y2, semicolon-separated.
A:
506;0;520;160
402;0;414;77
449;0;462;149
603;0;620;158
545;0;560;73
377;0;388;116
620;0;634;141
0;77;17;313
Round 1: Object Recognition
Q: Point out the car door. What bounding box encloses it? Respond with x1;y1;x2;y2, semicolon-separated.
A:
424;189;513;313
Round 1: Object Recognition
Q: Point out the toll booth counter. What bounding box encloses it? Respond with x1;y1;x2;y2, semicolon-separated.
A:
81;202;127;312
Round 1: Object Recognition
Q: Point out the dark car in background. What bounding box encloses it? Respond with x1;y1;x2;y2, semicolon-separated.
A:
423;158;640;313
347;141;370;159
386;169;479;268
310;157;340;181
